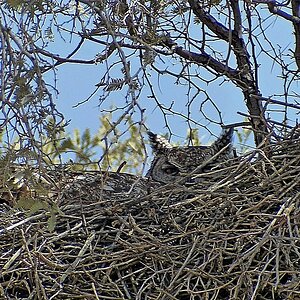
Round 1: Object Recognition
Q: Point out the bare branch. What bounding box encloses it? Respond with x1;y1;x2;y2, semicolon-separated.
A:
292;0;300;69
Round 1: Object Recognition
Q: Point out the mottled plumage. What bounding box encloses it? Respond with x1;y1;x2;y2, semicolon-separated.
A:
147;128;234;183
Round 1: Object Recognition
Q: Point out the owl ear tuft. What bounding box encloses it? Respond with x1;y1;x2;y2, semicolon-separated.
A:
147;131;172;154
212;127;234;152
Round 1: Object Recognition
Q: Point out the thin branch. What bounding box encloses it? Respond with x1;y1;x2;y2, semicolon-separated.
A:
252;0;300;24
161;36;248;89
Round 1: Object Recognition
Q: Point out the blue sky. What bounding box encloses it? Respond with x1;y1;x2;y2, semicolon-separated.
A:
39;3;298;168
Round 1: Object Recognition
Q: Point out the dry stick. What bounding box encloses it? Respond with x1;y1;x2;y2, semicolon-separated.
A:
2;232;38;271
171;152;254;207
251;253;277;300
128;214;161;243
0;212;45;235
167;236;199;290
91;282;100;300
28;233;49;300
48;221;83;243
35;252;66;270
228;195;295;273
59;232;96;284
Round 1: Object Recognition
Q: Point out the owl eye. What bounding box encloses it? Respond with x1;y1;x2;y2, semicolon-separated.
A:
162;165;179;175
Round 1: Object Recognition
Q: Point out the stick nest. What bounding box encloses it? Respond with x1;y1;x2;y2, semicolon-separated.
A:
0;135;300;299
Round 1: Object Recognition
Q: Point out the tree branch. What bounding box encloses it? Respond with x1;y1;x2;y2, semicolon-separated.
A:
292;0;300;69
187;1;269;146
252;0;300;24
253;0;300;70
162;37;244;84
188;0;237;42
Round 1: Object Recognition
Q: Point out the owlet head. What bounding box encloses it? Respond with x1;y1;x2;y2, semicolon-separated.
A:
147;128;235;184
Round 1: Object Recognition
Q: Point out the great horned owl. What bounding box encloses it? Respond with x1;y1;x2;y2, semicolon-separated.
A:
146;128;234;184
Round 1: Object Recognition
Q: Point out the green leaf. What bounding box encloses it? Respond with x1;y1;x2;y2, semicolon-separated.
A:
47;211;57;232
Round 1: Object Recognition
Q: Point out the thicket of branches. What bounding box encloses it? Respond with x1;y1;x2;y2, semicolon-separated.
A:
1;0;300;169
1;128;300;299
1;2;300;299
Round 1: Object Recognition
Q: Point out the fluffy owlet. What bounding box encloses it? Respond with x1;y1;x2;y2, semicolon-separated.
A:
146;128;234;184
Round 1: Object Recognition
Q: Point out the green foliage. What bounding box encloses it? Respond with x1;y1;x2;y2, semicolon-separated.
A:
1;114;251;176
0;113;146;174
185;128;201;146
40;112;146;174
236;127;252;153
93;113;147;174
5;0;52;13
16;196;60;232
5;0;24;8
